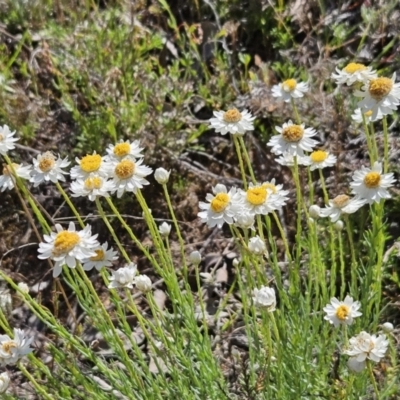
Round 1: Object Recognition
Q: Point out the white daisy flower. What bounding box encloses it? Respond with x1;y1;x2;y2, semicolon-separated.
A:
105;140;144;161
70;152;108;180
323;295;362;327
320;194;366;222
0;371;10;394
252;286;276;311
198;184;237;228
158;222;171;237
356;73;400;120
331;63;377;86
208;108;255;135
344;331;388;372
0;125;18;155
108;263;137;289
351;108;380;123
275;151;308;167
0;163;31;192
135;274;152;293
109;157;152;198
82;242;118;271
302;150;337;170
350;161;396;204
37;222;99;277
30;152;70;187
70;174;116;201
0;328;33;366
248;236;267;255
268;120;318;156
271;79;308;103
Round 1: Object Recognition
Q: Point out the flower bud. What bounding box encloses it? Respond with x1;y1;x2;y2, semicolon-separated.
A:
382;322;394;333
159;222;171;237
334;220;344;231
309;205;321;219
248;236;267;256
135;275;152;293
189;250;202;265
154;168;170;184
18;282;29;294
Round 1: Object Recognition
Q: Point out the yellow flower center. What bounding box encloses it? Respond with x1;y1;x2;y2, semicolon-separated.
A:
364;171;381;188
2;163;19;176
84;176;103;190
80;154;102;173
1;341;17;354
53;231;80;256
246;186;267;206
310;150;328;163
223;109;242;123
368;77;393;101
335;304;350;321
113;143;130;157
262;182;277;193
282;125;304;142
282;79;297;92
343;63;366;74
115;159;135;179
0;134;3;141
90;249;105;261
210;193;230;213
332;194;349;208
364;110;373;118
38;152;56;172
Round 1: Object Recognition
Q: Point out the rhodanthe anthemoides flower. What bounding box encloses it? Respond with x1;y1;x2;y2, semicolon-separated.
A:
37;222;99;277
209;108;255;135
320;194;366;222
252;286;276;311
248;236;267;255
30;151;70;186
356;73;400;120
135;274;152;293
302;150;337;170
0;124;18;155
0;328;33;366
105;140;144;161
350;161;396;204
331;63;377;86
351;108;377;123
271;78;309;103
82;242;118;271
323;295;362;327
70;152;108;180
70;174;116;201
0;371;10;394
108;263;137;289
275;152;308;167
0;163;31;192
154;167;170;184
158;222;171;237
268;120;318;157
344;331;388;372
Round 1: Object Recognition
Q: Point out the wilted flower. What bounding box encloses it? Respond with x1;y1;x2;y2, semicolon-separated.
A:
323;295;362;327
248;236;267;255
0;125;18;156
108;263;137;289
320;194;366;222
159;222;171;237
331;63;377;86
209;108;255;135
30;152;70;186
0;328;33;366
154;167;170;184
135;274;152;293
37;222;99;277
0;163;31;192
82;242;118;271
252;286;276;311
271;79;308;102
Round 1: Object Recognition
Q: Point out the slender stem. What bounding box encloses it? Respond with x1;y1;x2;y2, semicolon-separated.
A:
233;135;248;190
290;98;301;125
238;136;256;184
367;360;380;400
382;116;389;173
56;181;85;229
362;113;376;164
293;156;303;266
345;216;357;293
318;169;329;204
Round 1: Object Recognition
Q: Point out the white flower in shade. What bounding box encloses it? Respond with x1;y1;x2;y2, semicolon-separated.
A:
37;222;99;278
356;74;400;120
0;328;33;366
198;184;237;228
252;286;276;311
331;63;377;86
268;120;318;156
323;295;362;327
189;251;202;265
0;125;18;155
248;236;267;255
109;157;152;198
302;150;337;170
82;242;118;271
105;140;144;161
154;167;170;184
135;274;152;293
30;152;70;187
344;331;389;372
271;79;309;103
0;163;31;192
70;152;108;180
0;371;10;393
275;152;308;167
70;174;116;201
309;205;321;219
350;161;396;204
320;194;366;222
108;263;137;289
351;108;379;123
209;108;255;135
159;222;171;237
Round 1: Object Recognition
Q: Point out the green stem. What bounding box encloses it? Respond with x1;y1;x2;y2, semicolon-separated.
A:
382;116;389;173
56;181;85;229
233;134;248;189
367;360;380;400
238;135;256;184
